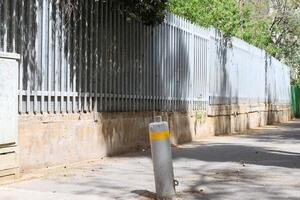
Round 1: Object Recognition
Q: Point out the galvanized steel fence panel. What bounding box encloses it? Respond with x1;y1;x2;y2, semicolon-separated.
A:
0;0;290;114
208;30;290;105
0;0;209;113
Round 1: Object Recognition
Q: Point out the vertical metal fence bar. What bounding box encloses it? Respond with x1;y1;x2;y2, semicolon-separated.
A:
152;25;156;111
159;23;162;111
184;21;188;111
120;13;125;111
162;22;166;111
180;19;184;111
143;24;146;110
158;23;162;111
66;0;71;113
33;0;39;113
94;0;99;112
169;17;172;110
174;24;178;111
99;1;103;112
156;24;160;111
12;0;16;52
133;19;137;111
140;22;144;111
0;1;3;51
72;2;77;113
202;38;205;109
108;1;113;111
78;0;83;112
164;21;168;111
187;26;191;111
197;37;200;109
195;37;199;110
151;25;154;111
123;15;128;111
182;19;185;111
83;0;88;112
162;22;165;111
26;0;31;113
166;21;170;111
147;25;151;111
128;19;132;111
182;20;185;111
205;40;209;109
103;1;108;111
204;39;207;108
60;0;65;113
147;24;150;111
135;19;139;111
202;37;205;108
3;0;8;52
115;6;119;111
172;17;176;111
153;24;157;111
178;20;182;111
199;38;202;109
190;32;194;111
186;21;189;110
18;0;24;113
167;22;171;111
54;0;59;113
179;20;182;111
41;0;48;113
89;1;93;112
170;16;174;111
47;0;52;113
196;37;199;110
150;26;154;111
140;21;144;111
0;0;2;51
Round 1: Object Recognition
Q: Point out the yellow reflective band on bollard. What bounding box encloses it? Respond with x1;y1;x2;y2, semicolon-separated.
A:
149;131;170;141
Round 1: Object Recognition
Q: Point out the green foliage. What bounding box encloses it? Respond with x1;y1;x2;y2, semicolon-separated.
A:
167;0;300;81
196;111;206;120
120;0;299;78
167;0;249;36
292;79;300;88
117;0;168;26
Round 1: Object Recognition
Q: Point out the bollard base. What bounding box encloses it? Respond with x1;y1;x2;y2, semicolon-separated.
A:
156;194;178;200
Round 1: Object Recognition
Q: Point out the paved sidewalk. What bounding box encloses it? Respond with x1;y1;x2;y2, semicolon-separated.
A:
1;120;300;200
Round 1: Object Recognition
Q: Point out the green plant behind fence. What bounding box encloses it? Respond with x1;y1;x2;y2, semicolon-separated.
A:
291;86;300;118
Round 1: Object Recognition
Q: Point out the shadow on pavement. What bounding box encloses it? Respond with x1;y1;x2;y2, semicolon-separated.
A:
172;143;300;169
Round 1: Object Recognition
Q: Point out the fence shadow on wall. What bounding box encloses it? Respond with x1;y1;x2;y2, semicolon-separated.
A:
100;11;193;155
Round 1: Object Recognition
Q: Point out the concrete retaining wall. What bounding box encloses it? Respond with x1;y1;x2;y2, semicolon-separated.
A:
19;103;291;172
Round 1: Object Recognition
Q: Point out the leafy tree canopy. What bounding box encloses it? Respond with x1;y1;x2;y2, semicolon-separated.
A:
167;0;300;81
122;0;299;78
117;0;168;26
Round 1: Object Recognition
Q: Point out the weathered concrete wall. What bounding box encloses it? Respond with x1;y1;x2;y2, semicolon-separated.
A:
206;103;291;136
18;103;291;172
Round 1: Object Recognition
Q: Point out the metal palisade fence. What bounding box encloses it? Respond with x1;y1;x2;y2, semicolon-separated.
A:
209;32;290;105
0;0;290;114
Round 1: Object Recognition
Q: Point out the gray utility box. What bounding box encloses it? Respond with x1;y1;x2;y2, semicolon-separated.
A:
0;52;20;183
0;52;19;145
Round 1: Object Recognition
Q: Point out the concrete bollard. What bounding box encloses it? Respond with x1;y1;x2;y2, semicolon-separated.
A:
149;116;176;199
